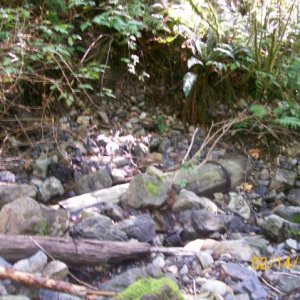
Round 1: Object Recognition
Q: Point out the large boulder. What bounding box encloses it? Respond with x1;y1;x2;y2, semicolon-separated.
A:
74;168;112;195
0;197;69;236
0;183;36;208
127;174;168;209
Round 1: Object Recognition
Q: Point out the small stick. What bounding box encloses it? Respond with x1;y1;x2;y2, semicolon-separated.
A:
0;266;116;298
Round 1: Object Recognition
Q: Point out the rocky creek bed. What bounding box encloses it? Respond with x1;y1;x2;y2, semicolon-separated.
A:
0;96;300;300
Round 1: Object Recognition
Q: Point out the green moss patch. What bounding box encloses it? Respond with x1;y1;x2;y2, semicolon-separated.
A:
117;277;184;300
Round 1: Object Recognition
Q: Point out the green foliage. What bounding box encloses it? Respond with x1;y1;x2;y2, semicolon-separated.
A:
0;0;167;108
117;277;184;300
250;105;268;119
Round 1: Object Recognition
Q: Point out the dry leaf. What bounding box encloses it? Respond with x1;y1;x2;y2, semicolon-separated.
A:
240;182;253;192
248;148;261;159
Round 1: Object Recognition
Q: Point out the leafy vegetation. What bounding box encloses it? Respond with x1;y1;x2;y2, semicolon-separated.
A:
0;0;299;133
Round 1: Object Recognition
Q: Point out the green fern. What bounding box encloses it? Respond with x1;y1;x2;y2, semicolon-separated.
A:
250;104;269;119
278;116;300;129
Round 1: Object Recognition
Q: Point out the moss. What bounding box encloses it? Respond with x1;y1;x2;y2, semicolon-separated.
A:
292;213;300;224
117;277;184;300
146;181;159;197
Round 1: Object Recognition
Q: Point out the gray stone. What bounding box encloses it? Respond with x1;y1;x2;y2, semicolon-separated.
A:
0;257;12;268
0;297;30;300
0;281;7;296
0;171;15;183
0;197;69;236
42;260;68;280
278;274;300;293
14;251;47;273
113;157;130;168
99;267;149;292
196;252;214;268
287;188;300;206
74;169;112;195
111;168;127;182
274;206;300;223
158;138;172;154
152;256;165;269
179;264;188;275
72;216;128;241
127;174;168;209
200;279;228;296
257;214;300;242
228;192;251;220
285;238;298;250
270;168;297;189
105;141;119;156
260;169;270;180
38;290;82;300
172;189;218;213
221;262;257;281
33;177;65;203
0;183;36;208
33;156;58;178
192;210;225;236
86;137;100;155
117;214;156;242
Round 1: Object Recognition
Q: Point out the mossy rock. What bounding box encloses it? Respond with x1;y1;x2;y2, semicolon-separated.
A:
117;277;184;300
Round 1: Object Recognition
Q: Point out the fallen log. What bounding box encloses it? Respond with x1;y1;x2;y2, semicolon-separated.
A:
0;235;150;266
59;183;129;212
0;266;116;299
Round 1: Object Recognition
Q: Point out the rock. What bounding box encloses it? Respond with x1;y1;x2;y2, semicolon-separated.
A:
152;256;165;269
99;267;149;292
74;168;112;195
191;210;225;236
0;171;15;183
172;190;218;213
146;166;164;179
167;265;178;275
264;270;300;293
0;183;36;208
185;239;255;261
14;251;47;273
179;264;188;275
274;206;300;223
257;214;300;242
76;116;91;126
127;174;168;209
260;169;270;180
0;197;69;235
98;111;110;124
285;238;298;250
48;163;73;184
287;188;300;206
71;216;128;241
111;168;127;182
96;134;110;147
113;157;130;168
0;296;31;300
270;168;297;189
38;290;82;300
117;277;183;300
0;281;7;296
228;192;251;219
86;137;100;155
221;263;267;300
33;156;58;178
158;138;172;154
200;279;229;296
174;155;250;196
33;177;65;203
196;252;214;269
105;141;119;156
286;144;300;158
42;260;68;280
0;256;12;268
132;142;149;159
117;214;156;242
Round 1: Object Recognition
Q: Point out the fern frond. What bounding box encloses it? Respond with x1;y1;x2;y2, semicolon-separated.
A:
250;104;268;119
278;116;300;129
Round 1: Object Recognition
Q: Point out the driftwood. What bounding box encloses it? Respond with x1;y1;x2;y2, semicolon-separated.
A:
0;266;116;299
0;235;150;266
59;183;129;212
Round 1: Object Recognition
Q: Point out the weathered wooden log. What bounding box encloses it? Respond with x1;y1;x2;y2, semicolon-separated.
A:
59;183;129;212
0;235;150;266
0;266;116;298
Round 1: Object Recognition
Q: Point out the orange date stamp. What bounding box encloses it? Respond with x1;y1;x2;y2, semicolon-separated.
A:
251;256;299;271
